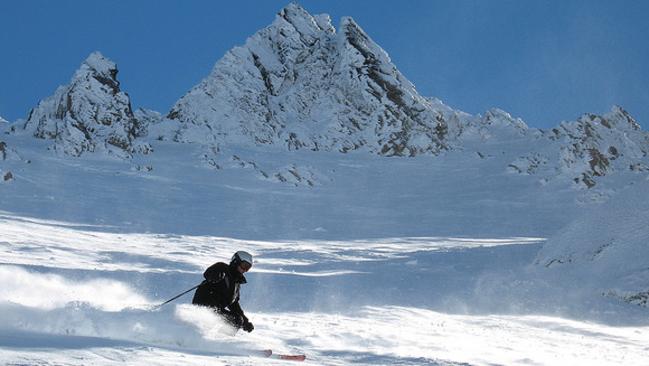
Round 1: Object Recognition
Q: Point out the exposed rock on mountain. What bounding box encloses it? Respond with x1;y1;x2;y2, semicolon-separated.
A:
502;106;649;188
0;138;23;183
549;106;649;187
0;139;24;163
0;140;8;161
21;52;149;157
168;3;465;156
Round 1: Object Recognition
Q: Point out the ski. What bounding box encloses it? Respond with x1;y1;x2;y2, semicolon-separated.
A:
261;349;306;361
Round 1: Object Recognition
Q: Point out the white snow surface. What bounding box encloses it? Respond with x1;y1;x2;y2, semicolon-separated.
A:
1;130;648;365
536;179;649;305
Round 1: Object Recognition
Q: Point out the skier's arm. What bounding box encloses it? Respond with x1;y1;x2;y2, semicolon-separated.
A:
230;298;253;332
203;263;226;283
228;298;247;321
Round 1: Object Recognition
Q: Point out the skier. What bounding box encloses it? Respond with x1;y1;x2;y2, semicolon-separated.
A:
192;250;255;333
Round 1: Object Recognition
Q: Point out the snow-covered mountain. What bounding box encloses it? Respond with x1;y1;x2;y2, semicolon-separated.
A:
20;52;150;157
2;1;648;303
165;4;648;189
0;115;8;125
497;106;649;188
11;4;649;191
168;3;466;156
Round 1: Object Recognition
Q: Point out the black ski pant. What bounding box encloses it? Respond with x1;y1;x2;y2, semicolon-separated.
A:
214;307;245;329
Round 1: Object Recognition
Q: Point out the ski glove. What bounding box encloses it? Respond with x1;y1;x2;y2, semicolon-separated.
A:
242;321;254;333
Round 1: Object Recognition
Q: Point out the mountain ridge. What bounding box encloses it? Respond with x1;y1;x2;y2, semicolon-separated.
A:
4;3;649;190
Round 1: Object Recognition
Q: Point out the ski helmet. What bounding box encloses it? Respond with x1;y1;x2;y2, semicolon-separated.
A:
231;251;254;269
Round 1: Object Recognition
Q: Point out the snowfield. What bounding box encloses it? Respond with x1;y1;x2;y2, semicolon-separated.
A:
1;134;648;365
1;214;648;365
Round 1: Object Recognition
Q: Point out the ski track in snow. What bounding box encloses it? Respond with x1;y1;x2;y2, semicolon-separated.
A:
1;214;648;365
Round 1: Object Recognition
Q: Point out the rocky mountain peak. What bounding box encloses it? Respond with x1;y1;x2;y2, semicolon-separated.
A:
21;52;149;157
82;52;116;76
482;109;528;129
169;4;464;157
554;106;641;138
77;51;120;93
276;3;334;37
551;106;648;154
577;105;641;132
507;106;649;188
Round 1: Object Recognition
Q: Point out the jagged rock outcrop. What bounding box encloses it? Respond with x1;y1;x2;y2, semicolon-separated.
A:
0;139;24;163
22;52;149;157
0;140;8;161
548;106;649;187
168;3;466;156
0;139;22;183
503;106;649;188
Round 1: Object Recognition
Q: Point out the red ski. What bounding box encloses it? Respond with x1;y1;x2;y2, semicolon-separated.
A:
261;349;306;361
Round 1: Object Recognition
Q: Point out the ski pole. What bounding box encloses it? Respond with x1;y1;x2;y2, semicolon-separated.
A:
154;283;202;309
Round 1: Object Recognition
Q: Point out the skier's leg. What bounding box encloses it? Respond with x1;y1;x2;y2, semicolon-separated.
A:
216;308;244;329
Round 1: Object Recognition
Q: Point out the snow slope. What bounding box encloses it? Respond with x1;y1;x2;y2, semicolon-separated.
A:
1;212;648;365
1;214;648;365
1;132;648;365
536;179;649;306
0;131;586;240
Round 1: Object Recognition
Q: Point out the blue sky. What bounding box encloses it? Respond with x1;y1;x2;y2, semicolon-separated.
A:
1;0;648;129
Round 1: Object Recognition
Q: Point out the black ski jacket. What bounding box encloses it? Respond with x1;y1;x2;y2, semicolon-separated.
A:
192;262;248;319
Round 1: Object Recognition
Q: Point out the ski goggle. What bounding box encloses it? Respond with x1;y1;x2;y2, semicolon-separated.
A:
239;261;252;271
